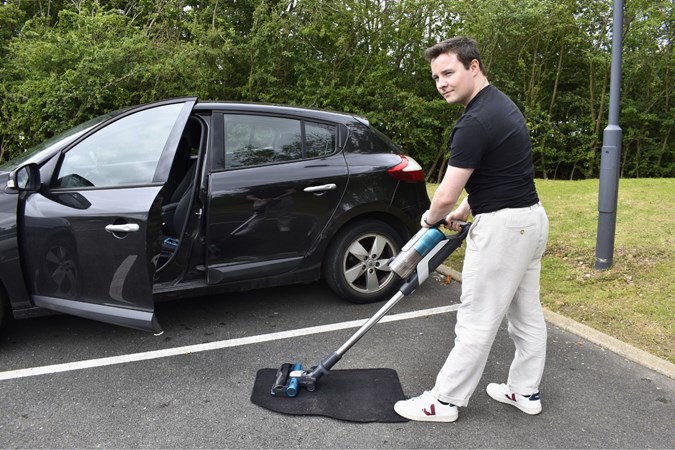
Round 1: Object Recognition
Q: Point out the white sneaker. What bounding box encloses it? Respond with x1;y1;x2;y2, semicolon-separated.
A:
394;391;459;422
486;383;542;415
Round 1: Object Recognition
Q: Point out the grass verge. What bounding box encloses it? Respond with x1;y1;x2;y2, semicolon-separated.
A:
427;178;674;364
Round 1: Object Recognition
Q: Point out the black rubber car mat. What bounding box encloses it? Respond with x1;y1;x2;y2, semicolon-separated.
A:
251;368;409;423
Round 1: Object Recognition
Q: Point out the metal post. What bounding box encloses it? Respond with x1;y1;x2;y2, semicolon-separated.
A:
595;0;624;270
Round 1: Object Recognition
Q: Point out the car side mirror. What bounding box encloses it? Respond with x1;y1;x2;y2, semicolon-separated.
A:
7;163;41;192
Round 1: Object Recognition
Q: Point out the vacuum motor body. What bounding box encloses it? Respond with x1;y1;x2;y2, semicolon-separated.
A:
388;227;446;279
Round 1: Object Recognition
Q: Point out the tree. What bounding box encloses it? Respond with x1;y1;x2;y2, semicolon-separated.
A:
0;0;672;179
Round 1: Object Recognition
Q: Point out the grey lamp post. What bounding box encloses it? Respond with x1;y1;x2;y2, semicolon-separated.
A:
595;0;625;270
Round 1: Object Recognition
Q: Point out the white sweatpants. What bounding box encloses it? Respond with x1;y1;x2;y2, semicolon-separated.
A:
431;203;549;407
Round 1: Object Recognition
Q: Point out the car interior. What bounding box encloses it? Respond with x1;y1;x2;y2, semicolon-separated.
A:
160;116;204;264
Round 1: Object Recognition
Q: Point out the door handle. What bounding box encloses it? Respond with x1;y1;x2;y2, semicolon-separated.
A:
105;223;140;233
304;183;337;193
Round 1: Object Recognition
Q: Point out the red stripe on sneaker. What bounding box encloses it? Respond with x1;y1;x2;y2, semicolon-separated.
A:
507;393;516;401
423;404;436;416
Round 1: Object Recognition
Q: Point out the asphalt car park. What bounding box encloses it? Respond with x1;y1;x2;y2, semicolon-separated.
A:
1;277;673;449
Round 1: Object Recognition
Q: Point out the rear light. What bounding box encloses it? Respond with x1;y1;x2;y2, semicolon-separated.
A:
387;155;425;182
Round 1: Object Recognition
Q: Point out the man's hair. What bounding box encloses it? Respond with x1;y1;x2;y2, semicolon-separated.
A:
424;36;486;75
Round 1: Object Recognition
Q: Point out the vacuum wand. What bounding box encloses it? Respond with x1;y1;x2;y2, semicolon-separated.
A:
270;221;470;397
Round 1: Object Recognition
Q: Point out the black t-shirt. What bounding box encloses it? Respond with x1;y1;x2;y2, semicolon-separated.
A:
449;85;539;215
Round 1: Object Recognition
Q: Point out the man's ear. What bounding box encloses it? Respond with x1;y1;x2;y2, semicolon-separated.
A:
470;59;480;75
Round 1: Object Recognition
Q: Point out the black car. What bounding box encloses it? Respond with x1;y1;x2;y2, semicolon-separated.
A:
0;97;429;334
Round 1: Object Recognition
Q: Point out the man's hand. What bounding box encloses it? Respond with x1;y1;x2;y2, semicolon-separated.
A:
420;210;432;228
443;196;471;231
445;215;468;231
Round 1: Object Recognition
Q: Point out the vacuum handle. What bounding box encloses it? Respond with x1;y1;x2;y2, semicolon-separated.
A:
434;222;470;261
429;218;470;229
399;222;470;295
424;218;468;229
424;222;470;273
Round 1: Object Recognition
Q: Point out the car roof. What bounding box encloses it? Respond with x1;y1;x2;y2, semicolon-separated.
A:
193;101;369;126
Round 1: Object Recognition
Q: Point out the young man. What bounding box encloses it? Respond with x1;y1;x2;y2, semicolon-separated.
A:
394;37;549;422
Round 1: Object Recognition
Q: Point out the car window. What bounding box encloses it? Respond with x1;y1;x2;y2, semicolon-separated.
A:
223;115;336;169
305;122;336;158
53;103;184;189
224;115;302;168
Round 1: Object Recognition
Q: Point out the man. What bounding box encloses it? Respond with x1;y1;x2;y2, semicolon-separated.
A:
394;36;549;423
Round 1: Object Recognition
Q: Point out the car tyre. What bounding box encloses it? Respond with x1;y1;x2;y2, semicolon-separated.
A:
324;220;404;304
0;289;12;334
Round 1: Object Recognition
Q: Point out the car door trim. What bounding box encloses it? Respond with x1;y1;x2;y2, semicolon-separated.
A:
207;256;302;285
33;295;161;334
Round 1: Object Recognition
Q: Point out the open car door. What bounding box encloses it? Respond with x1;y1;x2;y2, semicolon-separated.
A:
18;98;197;333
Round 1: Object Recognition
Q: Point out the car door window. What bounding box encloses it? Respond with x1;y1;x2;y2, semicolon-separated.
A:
53;103;184;189
224;115;302;168
223;115;336;169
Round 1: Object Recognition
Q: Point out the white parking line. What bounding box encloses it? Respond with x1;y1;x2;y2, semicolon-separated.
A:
0;304;459;381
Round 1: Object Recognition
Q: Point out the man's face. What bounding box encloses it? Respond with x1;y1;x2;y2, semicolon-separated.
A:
430;52;479;106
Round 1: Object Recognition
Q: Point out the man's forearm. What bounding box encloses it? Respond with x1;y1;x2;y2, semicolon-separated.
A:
424;166;473;223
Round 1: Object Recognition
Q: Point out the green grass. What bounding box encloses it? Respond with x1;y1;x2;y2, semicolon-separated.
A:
427;179;675;363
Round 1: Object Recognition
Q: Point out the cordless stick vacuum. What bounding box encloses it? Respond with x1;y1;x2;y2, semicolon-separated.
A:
271;221;470;397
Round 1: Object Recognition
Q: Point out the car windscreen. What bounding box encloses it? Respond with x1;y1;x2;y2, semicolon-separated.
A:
0;108;126;171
